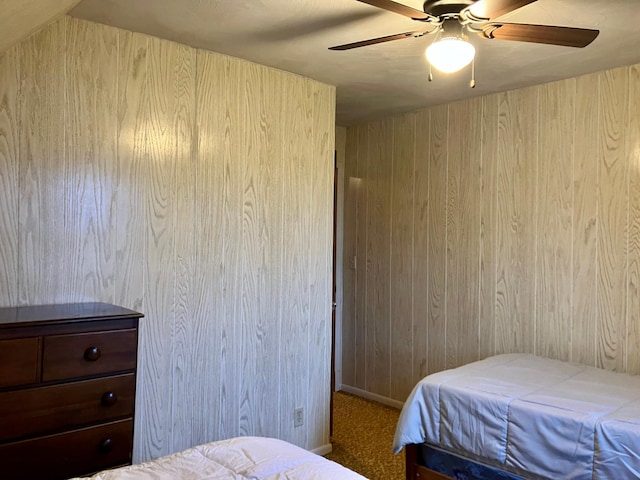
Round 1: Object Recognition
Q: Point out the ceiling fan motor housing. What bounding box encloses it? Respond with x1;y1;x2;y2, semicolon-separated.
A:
422;0;477;17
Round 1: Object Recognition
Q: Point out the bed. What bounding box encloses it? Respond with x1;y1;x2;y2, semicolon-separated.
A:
393;354;640;480
70;436;367;479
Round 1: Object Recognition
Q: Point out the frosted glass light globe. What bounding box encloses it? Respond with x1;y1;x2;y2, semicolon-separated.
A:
426;37;476;73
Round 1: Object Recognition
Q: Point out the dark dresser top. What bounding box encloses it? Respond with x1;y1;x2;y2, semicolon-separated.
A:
0;303;143;329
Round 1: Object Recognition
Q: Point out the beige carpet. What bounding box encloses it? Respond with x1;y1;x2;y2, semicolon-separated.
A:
325;391;405;480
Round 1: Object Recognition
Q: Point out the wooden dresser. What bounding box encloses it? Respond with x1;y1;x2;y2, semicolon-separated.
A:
0;303;143;479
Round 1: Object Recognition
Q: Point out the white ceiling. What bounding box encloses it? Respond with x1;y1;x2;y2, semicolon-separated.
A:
68;0;640;125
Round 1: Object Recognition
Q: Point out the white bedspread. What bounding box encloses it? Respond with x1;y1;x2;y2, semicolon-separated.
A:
393;354;640;479
72;436;367;479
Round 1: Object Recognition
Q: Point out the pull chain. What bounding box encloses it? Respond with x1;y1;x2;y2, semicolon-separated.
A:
470;57;476;88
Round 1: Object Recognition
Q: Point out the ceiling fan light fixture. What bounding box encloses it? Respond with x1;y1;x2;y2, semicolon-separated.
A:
425;36;476;73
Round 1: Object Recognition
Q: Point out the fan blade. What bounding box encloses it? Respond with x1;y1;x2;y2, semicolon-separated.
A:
329;31;425;50
356;0;430;20
470;0;537;19
484;23;599;47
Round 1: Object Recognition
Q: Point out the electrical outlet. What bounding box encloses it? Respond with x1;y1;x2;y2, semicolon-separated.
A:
294;407;304;428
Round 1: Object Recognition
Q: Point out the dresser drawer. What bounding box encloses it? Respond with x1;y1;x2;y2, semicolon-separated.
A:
0;337;40;388
43;328;137;381
0;373;135;442
0;303;142;478
0;418;133;480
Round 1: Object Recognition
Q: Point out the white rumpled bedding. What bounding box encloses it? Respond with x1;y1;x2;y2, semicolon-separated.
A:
71;436;367;479
393;354;640;479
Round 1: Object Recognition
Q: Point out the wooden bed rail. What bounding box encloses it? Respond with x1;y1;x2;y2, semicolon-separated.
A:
405;443;418;479
405;443;452;480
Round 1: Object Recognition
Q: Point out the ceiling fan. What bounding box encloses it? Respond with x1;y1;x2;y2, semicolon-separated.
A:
329;0;599;80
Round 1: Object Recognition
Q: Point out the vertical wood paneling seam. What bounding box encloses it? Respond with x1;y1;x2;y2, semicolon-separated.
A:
478;100;484;356
240;62;247;437
112;30;120;305
444;105;449;362
64;18;69;273
410;114;416;385
352;128;357;386
16;42;23;304
62;18;69;302
192;47;201;442
352;129;357;384
359;127;363;388
493;101;499;355
6;44;18;304
142;34;150;453
141;33;147;352
535;86;541;357
353;129;357;387
238;64;245;435
570;78;577;362
7;42;16;305
19;33;23;304
277;78;285;439
65;15;71;301
364;129;369;389
595;73;601;362
625;66;631;372
239;60;248;434
534;87;539;356
308;86;318;449
426;111;431;372
170;48;179;451
215;50;222;435
7;43;17;305
277;72;284;438
351;129;357;385
279;76;287;437
191;49;203;437
388;119;394;395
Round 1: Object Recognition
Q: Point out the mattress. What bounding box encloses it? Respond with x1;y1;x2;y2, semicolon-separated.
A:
71;436;367;479
393;354;640;479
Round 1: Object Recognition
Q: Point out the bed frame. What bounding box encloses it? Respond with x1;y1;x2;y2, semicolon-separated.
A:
405;444;451;480
405;443;526;480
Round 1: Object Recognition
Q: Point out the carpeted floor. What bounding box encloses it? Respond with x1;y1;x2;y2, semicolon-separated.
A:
325;391;405;479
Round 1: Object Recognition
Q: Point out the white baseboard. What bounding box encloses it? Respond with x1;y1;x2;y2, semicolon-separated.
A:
338;384;405;410
312;443;333;456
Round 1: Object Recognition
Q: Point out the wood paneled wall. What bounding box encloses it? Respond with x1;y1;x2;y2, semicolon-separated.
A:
0;16;335;461
342;64;640;403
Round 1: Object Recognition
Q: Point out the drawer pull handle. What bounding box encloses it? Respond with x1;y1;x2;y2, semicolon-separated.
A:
101;391;118;407
99;438;113;453
84;346;101;361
